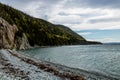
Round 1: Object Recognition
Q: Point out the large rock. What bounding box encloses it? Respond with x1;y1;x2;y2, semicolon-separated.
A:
15;33;30;50
0;17;30;49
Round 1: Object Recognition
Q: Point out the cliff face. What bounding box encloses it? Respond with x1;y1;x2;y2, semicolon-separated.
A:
0;17;30;49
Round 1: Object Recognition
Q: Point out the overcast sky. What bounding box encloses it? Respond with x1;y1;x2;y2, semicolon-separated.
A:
1;0;120;42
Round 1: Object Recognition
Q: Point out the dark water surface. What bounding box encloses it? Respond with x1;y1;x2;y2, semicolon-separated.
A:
20;44;120;79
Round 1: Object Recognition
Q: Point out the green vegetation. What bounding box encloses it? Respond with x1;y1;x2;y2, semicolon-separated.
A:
0;3;100;46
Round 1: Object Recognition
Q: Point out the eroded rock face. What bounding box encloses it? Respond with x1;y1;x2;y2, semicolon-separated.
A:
15;33;30;50
0;17;30;49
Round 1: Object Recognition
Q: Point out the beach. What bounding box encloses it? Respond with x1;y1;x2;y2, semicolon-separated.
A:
0;49;118;80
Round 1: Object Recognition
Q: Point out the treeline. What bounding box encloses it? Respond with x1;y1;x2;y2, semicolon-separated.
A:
0;3;88;46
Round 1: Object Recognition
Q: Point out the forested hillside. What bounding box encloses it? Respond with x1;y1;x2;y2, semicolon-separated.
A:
0;3;101;47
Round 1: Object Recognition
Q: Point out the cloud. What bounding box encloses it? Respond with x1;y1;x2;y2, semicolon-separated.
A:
21;0;62;19
1;0;120;42
1;0;120;31
89;38;120;43
49;15;83;24
78;32;92;35
1;0;61;19
58;9;105;18
88;17;120;23
76;29;120;42
69;22;120;30
64;0;120;9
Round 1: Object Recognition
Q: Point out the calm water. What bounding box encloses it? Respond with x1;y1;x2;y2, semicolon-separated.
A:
20;44;120;78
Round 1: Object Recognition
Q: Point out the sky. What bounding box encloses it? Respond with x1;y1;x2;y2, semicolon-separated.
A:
0;0;120;43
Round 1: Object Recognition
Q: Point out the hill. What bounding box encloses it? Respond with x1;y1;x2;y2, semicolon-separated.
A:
0;3;101;49
104;42;120;45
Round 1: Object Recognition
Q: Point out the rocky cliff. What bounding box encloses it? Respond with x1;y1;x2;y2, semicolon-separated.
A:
0;17;30;49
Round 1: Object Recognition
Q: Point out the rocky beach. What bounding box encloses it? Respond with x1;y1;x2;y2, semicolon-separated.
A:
0;49;118;80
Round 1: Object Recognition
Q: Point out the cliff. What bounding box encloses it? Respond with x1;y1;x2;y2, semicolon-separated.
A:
0;17;30;49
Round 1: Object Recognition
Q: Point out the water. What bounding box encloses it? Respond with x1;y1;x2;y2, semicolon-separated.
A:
20;44;120;79
0;50;64;80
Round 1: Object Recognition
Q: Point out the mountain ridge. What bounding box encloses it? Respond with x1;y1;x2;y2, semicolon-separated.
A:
0;3;102;49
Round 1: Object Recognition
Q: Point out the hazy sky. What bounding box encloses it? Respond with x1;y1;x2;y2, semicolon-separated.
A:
1;0;120;42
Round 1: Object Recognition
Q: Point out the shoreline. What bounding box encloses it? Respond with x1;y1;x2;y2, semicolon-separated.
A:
9;50;84;80
13;50;119;80
0;49;118;80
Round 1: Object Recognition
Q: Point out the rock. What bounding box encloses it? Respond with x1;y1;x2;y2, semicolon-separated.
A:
0;17;30;49
15;33;30;50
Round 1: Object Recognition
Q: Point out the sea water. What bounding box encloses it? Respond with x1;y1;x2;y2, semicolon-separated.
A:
20;44;120;79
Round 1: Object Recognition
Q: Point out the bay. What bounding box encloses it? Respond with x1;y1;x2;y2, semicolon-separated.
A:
20;44;120;79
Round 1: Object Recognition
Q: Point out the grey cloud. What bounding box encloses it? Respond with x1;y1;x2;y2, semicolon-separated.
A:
2;0;120;25
58;12;105;18
9;0;120;9
58;12;69;16
1;0;60;10
52;20;81;25
2;0;61;20
88;17;120;23
77;13;105;18
3;0;60;4
65;0;120;9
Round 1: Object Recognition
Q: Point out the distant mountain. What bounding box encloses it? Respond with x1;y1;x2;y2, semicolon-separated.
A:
0;3;101;49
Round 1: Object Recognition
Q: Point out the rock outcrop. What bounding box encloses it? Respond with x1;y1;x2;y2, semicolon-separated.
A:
0;17;30;49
